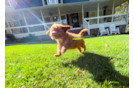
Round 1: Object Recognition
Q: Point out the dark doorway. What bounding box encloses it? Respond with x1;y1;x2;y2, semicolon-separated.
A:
67;14;70;25
71;13;79;28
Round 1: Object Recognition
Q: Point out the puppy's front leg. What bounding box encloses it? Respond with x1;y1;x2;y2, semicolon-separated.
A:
54;46;62;57
61;46;67;54
54;41;62;57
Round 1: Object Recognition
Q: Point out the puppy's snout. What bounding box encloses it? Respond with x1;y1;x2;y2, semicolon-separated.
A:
52;31;56;33
52;31;57;35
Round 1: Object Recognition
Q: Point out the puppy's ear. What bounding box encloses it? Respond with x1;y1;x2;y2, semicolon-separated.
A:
62;25;71;32
46;30;50;34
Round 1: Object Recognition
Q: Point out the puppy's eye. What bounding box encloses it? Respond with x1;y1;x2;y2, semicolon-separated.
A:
56;30;59;32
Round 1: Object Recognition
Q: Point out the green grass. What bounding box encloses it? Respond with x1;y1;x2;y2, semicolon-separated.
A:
5;35;129;88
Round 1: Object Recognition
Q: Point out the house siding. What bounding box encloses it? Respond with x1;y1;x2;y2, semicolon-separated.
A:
63;0;89;3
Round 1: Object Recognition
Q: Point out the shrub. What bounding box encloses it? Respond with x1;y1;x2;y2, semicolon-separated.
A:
21;36;31;42
20;34;41;43
6;34;15;41
126;24;129;32
29;34;36;41
5;40;12;44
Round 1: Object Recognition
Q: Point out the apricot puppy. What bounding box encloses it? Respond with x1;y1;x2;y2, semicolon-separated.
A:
46;24;88;57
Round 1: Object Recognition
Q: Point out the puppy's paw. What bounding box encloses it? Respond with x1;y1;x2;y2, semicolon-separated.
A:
61;49;66;54
78;51;82;53
54;54;61;57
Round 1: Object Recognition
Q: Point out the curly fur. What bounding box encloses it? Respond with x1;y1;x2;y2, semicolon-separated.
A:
46;24;88;57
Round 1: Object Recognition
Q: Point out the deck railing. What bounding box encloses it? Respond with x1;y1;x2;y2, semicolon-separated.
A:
5;21;60;38
84;13;127;24
83;13;127;35
83;18;90;35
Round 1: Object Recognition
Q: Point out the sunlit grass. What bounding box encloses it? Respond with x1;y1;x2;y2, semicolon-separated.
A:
5;35;129;88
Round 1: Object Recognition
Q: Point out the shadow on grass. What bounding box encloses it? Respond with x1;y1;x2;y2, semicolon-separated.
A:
62;52;129;87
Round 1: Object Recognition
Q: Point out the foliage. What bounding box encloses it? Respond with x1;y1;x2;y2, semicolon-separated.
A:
5;34;43;44
19;34;41;43
126;24;129;32
118;1;129;33
6;34;15;41
5;35;129;88
115;1;128;14
29;34;37;41
20;36;31;42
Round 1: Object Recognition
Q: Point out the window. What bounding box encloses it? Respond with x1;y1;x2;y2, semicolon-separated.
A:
13;21;21;27
99;10;103;16
46;24;52;30
99;10;103;23
89;11;96;17
11;28;28;34
52;16;58;22
29;25;45;32
89;19;97;25
21;28;28;33
61;16;65;19
8;22;14;27
44;17;51;22
89;10;103;17
5;0;10;6
19;19;26;26
61;15;67;25
26;17;42;25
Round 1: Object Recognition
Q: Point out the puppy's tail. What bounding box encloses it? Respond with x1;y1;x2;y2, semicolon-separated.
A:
79;29;88;37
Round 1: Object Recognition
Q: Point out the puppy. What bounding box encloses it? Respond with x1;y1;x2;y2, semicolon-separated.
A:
46;24;88;57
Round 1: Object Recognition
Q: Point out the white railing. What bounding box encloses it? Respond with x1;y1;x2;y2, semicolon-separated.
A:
83;13;127;35
83;18;90;35
13;31;47;38
83;19;88;29
84;13;127;20
5;21;60;38
84;14;126;25
83;13;127;26
5;21;60;30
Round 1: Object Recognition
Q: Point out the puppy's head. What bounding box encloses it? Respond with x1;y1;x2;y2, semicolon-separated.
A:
46;24;71;40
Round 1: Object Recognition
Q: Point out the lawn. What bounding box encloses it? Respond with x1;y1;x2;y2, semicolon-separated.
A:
5;35;129;88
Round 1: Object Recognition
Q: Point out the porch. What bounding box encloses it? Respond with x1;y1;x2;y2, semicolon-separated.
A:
5;0;129;39
82;1;129;35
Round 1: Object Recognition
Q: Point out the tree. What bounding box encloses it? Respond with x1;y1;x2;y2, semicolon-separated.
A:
115;1;128;14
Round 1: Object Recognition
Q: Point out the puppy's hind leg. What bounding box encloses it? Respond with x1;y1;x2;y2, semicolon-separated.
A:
77;47;82;53
81;44;86;52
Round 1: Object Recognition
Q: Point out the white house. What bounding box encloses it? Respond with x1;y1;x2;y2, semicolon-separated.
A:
5;0;129;40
